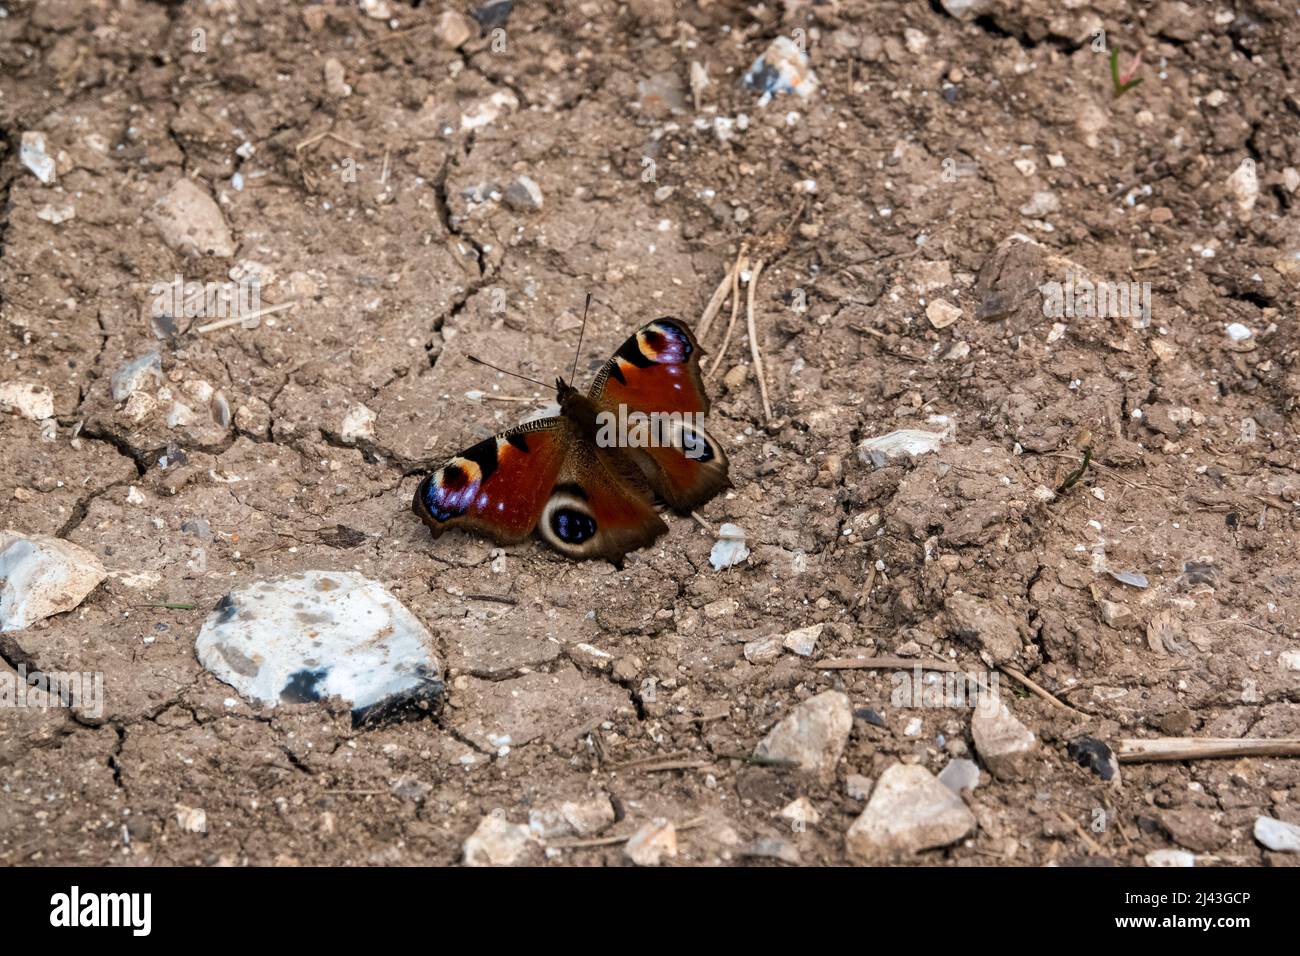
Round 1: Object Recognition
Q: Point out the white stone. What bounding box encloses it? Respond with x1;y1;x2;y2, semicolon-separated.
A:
1145;849;1196;867
709;523;749;570
464;814;533;866
782;623;823;657
753;690;852;779
0;382;54;421
845;764;976;860
194;570;442;719
780;796;822;827
19;131;56;184
925;299;962;329
940;0;995;19
340;404;377;443
0;533;106;632
1227;158;1259;213
971;697;1037;780
560;794;616;837
857;416;954;464
744;636;782;663
174;805;207;834
1019;191;1060;217
625;818;677;865
35;203;75;224
1254;816;1300;853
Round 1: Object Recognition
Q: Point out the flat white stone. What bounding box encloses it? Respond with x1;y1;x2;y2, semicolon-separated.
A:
1254;816;1300;853
0;533;106;632
195;570;442;723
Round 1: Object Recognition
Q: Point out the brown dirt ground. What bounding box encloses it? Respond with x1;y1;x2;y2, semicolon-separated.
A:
2;0;1299;867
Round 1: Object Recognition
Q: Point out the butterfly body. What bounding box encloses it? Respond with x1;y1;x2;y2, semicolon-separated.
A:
413;318;730;564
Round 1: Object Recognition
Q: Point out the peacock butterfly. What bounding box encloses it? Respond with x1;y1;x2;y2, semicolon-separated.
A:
413;309;731;565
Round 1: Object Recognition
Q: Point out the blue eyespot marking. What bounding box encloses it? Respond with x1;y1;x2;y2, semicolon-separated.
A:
552;508;597;544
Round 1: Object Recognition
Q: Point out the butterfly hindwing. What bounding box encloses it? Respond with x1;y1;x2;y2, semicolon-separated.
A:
588;317;732;512
537;444;669;562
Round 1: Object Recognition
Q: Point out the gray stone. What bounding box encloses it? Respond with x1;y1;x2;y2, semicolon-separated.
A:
938;757;981;793
504;176;544;212
111;352;163;402
743;635;782;663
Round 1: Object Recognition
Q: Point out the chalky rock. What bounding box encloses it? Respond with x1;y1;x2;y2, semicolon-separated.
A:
149;179;235;257
970;697;1038;780
20;131;56;184
753;689;852;779
194;571;442;725
0;533;107;632
625;819;677;866
845;764;976;861
463;814;533;866
0;382;55;421
1145;849;1196;867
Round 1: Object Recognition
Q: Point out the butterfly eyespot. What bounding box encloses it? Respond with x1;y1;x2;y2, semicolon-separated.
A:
421;465;479;522
680;427;714;462
551;507;597;544
638;320;691;363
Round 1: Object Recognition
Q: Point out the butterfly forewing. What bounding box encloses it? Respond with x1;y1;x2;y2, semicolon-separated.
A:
588;317;732;512
413;417;568;543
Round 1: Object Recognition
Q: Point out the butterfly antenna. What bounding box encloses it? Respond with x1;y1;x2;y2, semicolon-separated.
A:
466;355;549;390
570;292;592;383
